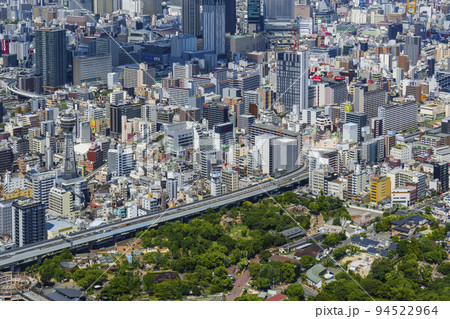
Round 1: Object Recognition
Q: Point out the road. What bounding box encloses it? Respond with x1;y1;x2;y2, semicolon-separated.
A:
0;165;309;270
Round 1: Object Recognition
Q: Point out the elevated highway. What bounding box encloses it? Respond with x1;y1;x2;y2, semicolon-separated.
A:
0;165;308;271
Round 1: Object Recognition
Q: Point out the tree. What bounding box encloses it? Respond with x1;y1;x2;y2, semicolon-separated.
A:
60;249;73;261
154;279;183;300
258;250;272;262
249;262;261;278
38;263;55;283
300;255;317;269
437;262;450;275
424;205;432;214
281;262;296;283
235;291;264;301
251;277;270;290
285;283;305;301
143;272;157;295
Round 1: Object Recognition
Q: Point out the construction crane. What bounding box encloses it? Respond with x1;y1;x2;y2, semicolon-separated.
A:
407;0;416;14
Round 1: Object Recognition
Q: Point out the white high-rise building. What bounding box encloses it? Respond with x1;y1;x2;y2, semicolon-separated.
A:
210;172;222;196
107;72;119;90
108;145;135;177
31;171;56;208
343;123;359;143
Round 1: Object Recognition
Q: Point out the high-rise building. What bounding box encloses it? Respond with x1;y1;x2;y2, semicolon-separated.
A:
203;104;229;129
35;28;68;89
248;0;263;32
93;0;119;14
264;0;294;19
12;199;46;247
202;0;226;56
48;187;77;220
182;0;201;37
143;0;162;17
371;117;384;138
405;35;421;66
73;55;112;86
0;200;13;237
166;177;178;200
225;0;237;34
271;138;299;174
345;112;367;143
221;169;239;193
31;171;56;208
0;146;13;174
433;162;449;192
370;176;391;204
109;104;123;139
108;145;135;177
342;123;358;143
442;117;450;134
378;101;418;134
276;51;309;113
353;86;387;119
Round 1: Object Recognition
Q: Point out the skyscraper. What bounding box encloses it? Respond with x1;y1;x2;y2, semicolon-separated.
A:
225;0;237;34
35;28;68;89
182;0;201;37
276;51;309;113
12;199;46;247
202;0;226;56
143;0;163;17
110;104;123;139
405;35;421;66
248;0;263;32
264;0;294;19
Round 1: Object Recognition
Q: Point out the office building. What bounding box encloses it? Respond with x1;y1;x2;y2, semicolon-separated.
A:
203;104;229;129
345;112;367;143
214;122;234;149
143;0;162;16
272;138;298;174
442;117;450;134
405;35;421;66
93;0;119;14
343;123;358;143
370;176;391;204
203;0;226;56
109;104;123;139
35;28;68;89
264;0;294;19
123;63;155;88
182;0;201;37
73;55;112;86
276;51;309;113
201;150;222;178
12;199;46;247
225;0;237;34
248;0;263;32
433;162;449;192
